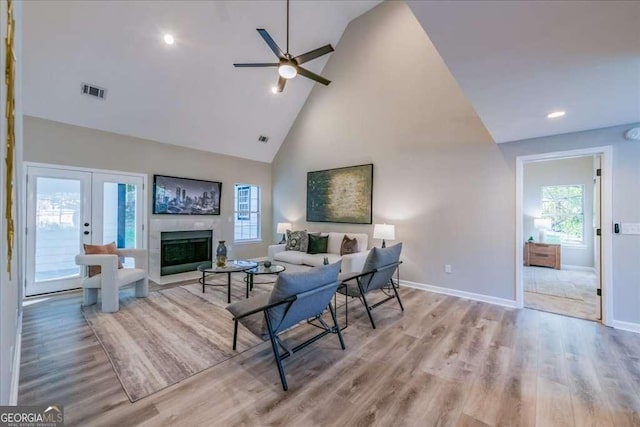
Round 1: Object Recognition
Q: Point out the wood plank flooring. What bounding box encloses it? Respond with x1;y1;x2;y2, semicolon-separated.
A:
18;283;640;426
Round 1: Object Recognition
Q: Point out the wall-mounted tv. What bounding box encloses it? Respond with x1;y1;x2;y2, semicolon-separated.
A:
153;175;221;215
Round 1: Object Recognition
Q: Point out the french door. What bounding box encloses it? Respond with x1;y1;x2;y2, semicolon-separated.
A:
26;165;145;296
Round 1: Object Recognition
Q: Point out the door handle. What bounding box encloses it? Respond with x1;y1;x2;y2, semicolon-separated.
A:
83;231;90;235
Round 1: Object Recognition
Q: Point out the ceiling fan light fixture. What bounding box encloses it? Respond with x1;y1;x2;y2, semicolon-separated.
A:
278;63;297;79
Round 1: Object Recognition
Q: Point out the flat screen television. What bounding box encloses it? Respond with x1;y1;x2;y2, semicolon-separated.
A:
153;175;221;215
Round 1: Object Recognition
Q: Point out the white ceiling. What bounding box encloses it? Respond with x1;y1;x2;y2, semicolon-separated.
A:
22;0;380;163
407;0;640;143
24;1;640;159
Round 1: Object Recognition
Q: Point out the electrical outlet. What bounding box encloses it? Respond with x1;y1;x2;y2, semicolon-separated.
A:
620;223;640;235
445;264;452;274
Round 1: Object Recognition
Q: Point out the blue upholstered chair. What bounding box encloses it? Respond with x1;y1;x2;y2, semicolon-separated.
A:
226;262;345;391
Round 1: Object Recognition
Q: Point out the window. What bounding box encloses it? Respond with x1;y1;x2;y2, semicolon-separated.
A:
541;185;584;245
234;184;261;241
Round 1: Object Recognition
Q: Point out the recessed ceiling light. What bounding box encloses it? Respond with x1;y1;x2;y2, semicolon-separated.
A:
271;86;278;94
163;34;175;45
546;111;566;119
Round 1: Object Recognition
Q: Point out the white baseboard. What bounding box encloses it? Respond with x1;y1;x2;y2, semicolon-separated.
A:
9;326;21;405
400;280;518;309
611;320;640;334
561;264;596;272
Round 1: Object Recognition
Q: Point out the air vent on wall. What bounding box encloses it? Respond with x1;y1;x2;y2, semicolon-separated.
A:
258;135;269;143
81;83;107;100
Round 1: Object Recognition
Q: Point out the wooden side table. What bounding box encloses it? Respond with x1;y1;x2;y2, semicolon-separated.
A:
524;242;561;269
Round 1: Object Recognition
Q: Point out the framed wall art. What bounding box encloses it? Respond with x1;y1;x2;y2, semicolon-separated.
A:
153;175;221;215
306;164;373;224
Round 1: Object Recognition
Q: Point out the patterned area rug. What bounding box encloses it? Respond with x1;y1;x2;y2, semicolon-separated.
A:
82;279;267;402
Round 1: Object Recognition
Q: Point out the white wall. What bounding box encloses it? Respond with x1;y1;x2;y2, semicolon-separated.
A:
23;116;273;262
0;0;23;405
523;156;595;268
272;1;640;325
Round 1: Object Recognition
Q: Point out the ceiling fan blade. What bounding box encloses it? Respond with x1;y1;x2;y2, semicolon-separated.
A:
296;66;331;86
276;76;286;93
293;44;334;65
233;63;279;67
257;29;285;58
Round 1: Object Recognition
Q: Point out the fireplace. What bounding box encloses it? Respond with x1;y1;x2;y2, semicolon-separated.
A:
160;230;212;276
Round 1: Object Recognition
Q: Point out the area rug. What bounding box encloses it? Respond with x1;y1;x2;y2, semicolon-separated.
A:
523;266;596;300
81;284;264;402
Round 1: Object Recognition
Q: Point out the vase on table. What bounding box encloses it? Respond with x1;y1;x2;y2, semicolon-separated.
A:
216;240;227;267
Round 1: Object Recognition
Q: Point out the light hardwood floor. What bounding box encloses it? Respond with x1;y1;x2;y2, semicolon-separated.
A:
19;283;640;426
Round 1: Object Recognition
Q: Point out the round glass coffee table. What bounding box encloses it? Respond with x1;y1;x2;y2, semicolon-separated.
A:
198;260;258;303
245;263;286;295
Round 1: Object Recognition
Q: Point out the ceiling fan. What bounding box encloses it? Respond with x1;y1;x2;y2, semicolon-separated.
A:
233;0;334;93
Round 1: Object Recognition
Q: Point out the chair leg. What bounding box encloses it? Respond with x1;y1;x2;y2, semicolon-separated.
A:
264;311;288;391
135;277;149;298
101;285;119;313
328;303;346;350
232;320;238;351
391;279;404;312
359;290;376;329
83;288;98;306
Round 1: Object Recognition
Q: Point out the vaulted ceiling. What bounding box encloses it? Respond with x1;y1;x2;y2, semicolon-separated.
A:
23;1;640;162
22;0;381;163
407;0;640;143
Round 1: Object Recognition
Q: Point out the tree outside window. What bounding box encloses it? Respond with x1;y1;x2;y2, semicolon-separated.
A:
541;185;584;245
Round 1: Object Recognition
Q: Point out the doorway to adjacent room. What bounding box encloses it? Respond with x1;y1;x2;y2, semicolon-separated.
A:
515;146;613;325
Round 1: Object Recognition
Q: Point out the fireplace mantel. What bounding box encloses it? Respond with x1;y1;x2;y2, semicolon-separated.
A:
149;217;222;284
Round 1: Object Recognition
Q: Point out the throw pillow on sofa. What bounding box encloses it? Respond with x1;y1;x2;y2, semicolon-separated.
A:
340;235;358;255
286;230;309;252
83;242;123;277
307;234;329;254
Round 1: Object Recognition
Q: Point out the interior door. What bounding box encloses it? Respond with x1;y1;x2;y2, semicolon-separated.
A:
594;156;602;320
26;166;92;296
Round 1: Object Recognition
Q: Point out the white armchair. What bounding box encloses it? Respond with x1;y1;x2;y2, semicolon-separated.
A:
75;248;149;312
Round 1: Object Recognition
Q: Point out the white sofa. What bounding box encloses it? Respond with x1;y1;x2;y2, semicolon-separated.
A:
268;232;369;273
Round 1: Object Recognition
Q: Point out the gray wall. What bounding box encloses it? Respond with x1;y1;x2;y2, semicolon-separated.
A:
501;125;640;324
272;1;640;324
524;156;595;268
273;1;515;300
23;116;273;261
1;0;23;404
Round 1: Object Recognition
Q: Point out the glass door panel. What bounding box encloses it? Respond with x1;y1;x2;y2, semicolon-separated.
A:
92;173;144;268
26;167;91;296
26;167;146;296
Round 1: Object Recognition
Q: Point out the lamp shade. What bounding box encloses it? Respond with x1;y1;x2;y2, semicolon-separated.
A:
534;218;552;230
276;222;292;234
373;224;395;241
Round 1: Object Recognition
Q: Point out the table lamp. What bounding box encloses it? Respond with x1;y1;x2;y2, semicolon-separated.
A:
533;218;552;243
373;224;395;248
276;222;292;244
